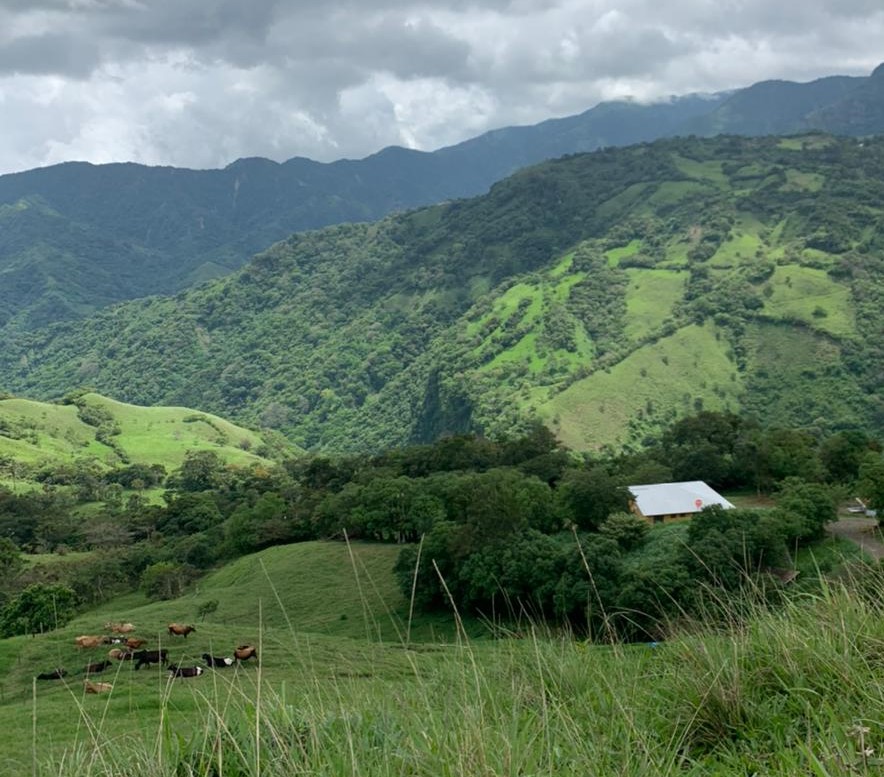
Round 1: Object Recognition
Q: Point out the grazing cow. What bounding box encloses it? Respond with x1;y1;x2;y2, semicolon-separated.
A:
108;648;133;661
104;622;136;634
84;660;112;674
84;680;113;694
167;623;196;638
125;638;147;649
133;649;169;670
234;645;258;663
36;669;66;680
202;653;234;668
75;635;103;649
169;665;204;678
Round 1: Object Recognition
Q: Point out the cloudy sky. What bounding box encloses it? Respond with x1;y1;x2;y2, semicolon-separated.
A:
0;0;881;174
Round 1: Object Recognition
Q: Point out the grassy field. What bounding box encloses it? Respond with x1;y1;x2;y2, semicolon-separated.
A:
0;562;879;776
0;392;295;480
622;269;687;341
0;539;475;772
541;323;742;451
761;265;854;337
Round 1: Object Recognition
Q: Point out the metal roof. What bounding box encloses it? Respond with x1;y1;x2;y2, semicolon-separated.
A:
627;481;735;517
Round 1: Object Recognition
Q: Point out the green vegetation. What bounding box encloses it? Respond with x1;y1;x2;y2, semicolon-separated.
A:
0;555;880;775
541;324;741;451
3;134;881;453
761;265;854;337
0;412;880;773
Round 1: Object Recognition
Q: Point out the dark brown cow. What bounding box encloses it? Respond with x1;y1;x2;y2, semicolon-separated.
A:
169;665;204;678
84;659;112;674
133;649;169;670
202;653;234;668
36;669;67;680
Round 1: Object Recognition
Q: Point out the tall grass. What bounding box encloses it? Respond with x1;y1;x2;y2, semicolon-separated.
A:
31;564;884;776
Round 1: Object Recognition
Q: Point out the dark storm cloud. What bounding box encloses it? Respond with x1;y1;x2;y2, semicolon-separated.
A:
0;0;881;174
0;32;100;77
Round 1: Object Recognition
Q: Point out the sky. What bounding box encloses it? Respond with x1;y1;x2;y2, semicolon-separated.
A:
0;0;881;174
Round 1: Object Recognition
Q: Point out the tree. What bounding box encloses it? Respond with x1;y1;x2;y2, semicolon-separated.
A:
661;411;744;488
819;431;877;483
858;455;884;526
774;478;838;542
599;512;650;551
0;537;23;602
141;561;194;600
557;466;631;531
0;583;78;636
168;450;226;493
684;506;787;588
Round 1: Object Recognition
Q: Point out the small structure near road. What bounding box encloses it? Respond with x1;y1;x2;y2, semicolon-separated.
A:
628;480;734;524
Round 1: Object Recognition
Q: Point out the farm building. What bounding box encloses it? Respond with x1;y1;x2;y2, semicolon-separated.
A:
628;481;734;524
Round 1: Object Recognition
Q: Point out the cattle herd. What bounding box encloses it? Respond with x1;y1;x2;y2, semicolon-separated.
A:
36;621;258;694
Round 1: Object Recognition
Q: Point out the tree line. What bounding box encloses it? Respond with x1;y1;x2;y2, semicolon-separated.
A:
0;412;882;638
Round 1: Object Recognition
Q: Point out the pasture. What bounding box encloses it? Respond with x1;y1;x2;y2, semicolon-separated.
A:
541;322;743;451
0;392;293;480
0;564;880;776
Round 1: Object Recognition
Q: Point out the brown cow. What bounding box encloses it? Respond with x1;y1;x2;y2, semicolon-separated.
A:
167;623;196;638
75;635;103;649
108;648;133;661
125;638;147;649
104;622;136;634
84;680;113;694
234;645;258;663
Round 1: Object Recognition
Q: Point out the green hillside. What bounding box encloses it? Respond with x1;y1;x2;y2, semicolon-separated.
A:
0;555;880;776
3;134;882;452
2;64;883;343
0;392;293;477
0;540;471;771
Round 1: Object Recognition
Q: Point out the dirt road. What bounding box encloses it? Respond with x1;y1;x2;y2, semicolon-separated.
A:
827;517;884;561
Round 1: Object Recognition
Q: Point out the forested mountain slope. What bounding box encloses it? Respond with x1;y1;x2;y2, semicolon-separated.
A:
2;134;881;453
1;65;883;338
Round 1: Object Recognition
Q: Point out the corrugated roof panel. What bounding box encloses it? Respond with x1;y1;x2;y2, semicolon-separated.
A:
627;481;735;517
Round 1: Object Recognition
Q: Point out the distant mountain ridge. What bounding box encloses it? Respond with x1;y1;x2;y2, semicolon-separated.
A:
4;134;882;453
0;63;882;336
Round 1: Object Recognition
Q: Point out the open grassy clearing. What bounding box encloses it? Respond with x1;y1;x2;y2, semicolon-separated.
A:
761;265;854;337
782;169;825;192
671;154;728;185
708;215;765;267
605;238;641;266
0;393;290;491
623;269;687;341
474;266;593;375
84;394;272;469
541;323;742;451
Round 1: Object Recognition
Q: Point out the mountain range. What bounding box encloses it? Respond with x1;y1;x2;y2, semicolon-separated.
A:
1;63;883;337
3;133;881;452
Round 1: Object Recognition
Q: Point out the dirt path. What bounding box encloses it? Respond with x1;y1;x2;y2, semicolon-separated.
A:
827;516;884;561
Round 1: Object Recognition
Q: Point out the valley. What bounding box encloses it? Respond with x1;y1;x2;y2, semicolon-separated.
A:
0;52;882;777
3;134;879;453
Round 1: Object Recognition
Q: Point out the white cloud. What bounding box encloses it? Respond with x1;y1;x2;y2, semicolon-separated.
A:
0;0;880;173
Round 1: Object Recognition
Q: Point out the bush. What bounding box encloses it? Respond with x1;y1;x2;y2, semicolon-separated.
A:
0;583;78;636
